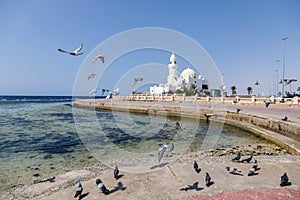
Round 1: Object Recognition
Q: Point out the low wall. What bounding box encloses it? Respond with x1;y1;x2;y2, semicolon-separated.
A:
73;99;300;155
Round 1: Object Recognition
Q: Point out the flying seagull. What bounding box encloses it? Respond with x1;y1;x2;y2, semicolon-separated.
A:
92;55;105;63
87;73;96;80
284;79;297;85
58;44;83;56
74;182;83;198
158;143;174;162
89;88;98;96
132;77;143;88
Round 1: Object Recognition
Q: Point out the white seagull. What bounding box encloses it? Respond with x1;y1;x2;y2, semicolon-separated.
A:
132;77;143;88
87;73;96;80
58;44;83;56
92;55;105;63
158;143;174;162
89;88;98;97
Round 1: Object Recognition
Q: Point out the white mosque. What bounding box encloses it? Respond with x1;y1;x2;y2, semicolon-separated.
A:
150;52;209;95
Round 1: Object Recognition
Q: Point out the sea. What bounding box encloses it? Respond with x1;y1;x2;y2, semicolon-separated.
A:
0;96;275;191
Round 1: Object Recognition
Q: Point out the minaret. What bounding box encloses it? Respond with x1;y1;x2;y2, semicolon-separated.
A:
167;51;178;88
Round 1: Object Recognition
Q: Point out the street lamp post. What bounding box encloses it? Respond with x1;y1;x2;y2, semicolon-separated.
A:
276;60;280;97
281;37;289;102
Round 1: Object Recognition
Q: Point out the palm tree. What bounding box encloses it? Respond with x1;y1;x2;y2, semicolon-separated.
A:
247;86;253;95
231;86;237;95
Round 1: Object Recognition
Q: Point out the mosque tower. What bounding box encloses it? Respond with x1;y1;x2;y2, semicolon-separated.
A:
167;51;179;89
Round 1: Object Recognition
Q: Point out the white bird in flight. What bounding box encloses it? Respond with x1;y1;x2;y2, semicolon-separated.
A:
92;55;105;63
87;73;96;80
158;143;174;162
89;88;98;97
132;77;143;88
58;44;83;56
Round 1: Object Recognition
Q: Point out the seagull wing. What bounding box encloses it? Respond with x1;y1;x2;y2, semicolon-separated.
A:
99;56;105;63
58;49;70;54
158;145;166;162
74;44;83;53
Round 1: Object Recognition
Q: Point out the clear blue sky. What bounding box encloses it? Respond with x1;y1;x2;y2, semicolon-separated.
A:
1;0;299;96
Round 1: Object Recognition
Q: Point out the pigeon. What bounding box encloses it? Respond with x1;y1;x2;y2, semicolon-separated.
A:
89;88;97;97
114;166;119;180
96;179;110;195
132;77;143;88
282;116;288;121
175;121;182;130
280;173;292;187
232;152;241;162
193;161;201;173
241;155;253;163
87;73;96;80
205;172;214;187
226;166;242;175
92;55;105;63
74;182;83;198
236;108;242;114
58;44;83;56
252;160;258;171
158;143;174;162
247;167;257;176
264;99;272;108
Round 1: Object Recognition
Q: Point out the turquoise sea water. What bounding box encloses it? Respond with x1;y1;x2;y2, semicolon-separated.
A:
0;96;275;191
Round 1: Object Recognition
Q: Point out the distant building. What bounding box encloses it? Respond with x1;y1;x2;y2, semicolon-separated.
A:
150;52;209;95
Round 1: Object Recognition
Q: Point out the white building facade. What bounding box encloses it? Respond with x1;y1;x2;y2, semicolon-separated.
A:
150;52;209;95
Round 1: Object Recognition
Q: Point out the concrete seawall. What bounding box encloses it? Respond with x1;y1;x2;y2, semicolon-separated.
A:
73;99;300;155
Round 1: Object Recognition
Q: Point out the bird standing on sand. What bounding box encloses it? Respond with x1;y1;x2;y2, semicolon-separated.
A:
248;167;256;176
205;172;213;187
74;182;83;198
252;160;258;171
193;161;201;173
226;166;242;175
236;108;242;114
92;55;105;63
232;152;241;162
114;166;119;180
158;143;174;162
280;173;292;187
241;155;253;163
96;179;110;195
58;44;83;56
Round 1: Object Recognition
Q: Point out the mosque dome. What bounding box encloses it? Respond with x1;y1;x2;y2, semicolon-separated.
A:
181;68;196;78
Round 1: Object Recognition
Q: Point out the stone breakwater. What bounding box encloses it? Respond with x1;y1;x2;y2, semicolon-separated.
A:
73;99;300;155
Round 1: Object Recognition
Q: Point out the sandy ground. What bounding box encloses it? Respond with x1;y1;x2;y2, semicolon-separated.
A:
2;155;300;200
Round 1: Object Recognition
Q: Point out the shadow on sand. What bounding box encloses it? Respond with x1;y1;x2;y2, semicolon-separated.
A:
150;162;169;170
109;182;126;194
180;182;204;192
78;192;89;200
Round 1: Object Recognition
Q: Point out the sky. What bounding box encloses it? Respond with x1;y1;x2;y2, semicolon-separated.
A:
0;0;300;96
